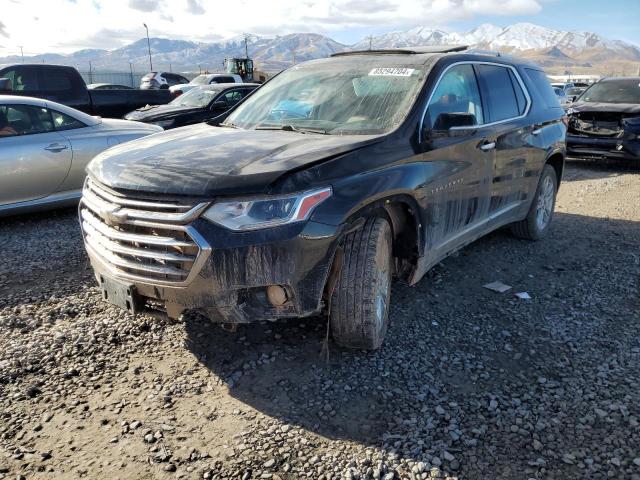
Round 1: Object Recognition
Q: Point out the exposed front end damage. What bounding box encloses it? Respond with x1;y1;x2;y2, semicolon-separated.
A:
80;177;340;324
567;107;640;161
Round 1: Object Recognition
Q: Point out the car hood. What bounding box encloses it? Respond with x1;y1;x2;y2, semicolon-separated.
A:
569;102;640;115
87;123;381;196
124;104;202;121
99;118;163;134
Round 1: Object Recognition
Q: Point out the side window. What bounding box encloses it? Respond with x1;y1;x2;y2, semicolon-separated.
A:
475;64;521;122
221;90;244;105
508;69;527;115
51;110;86;131
1;67;39;91
524;68;562;109
425;64;483;130
0;68;18;90
0;104;53;137
41;68;73;92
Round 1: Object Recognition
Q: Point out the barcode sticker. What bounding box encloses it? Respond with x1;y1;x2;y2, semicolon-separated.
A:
369;68;415;77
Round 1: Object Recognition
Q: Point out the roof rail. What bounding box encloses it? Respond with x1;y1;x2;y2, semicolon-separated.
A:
331;45;468;57
466;49;502;57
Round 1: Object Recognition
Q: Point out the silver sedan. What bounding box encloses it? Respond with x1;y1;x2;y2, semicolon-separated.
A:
0;96;162;216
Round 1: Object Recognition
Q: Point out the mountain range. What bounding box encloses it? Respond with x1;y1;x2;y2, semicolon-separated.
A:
1;23;638;75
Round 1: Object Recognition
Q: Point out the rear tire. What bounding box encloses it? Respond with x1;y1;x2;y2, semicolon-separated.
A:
330;217;392;350
510;164;558;240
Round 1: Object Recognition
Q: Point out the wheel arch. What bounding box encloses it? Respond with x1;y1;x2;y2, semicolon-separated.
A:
545;150;565;186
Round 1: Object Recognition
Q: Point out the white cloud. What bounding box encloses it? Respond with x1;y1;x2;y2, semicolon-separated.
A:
0;0;542;55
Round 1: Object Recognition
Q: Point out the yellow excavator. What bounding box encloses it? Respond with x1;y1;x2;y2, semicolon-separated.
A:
223;58;269;83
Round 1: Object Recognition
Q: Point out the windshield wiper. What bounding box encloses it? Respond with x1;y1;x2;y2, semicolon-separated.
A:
255;124;330;135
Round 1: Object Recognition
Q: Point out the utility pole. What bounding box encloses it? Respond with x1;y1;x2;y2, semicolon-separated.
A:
367;36;373;50
143;23;153;71
19;46;24;63
89;61;93;83
291;49;296;65
243;33;249;59
129;62;134;87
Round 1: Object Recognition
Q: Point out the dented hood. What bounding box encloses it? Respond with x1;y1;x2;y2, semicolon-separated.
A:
87;123;380;196
569;101;640;115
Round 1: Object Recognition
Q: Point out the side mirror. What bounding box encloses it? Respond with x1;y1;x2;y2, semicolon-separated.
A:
0;78;12;92
211;100;228;110
433;112;476;131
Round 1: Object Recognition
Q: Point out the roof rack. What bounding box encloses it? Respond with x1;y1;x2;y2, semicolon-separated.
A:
331;45;468;57
466;49;502;57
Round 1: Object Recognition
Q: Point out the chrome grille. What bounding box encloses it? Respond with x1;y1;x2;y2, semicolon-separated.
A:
80;177;210;286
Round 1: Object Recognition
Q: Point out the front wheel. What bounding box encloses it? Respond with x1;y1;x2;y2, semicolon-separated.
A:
510;164;558;240
330;217;392;350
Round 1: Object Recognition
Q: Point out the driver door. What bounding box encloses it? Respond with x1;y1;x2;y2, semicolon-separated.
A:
418;63;496;262
0;104;72;206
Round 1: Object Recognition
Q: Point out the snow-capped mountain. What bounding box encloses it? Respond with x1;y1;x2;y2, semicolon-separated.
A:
352;22;640;60
0;23;637;73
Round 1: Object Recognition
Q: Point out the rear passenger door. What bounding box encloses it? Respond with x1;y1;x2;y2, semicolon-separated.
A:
475;63;535;220
420;63;495;257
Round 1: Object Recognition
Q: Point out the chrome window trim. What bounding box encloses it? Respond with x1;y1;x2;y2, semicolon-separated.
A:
419;60;532;142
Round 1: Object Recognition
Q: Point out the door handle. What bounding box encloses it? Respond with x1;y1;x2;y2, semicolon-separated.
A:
478;141;496;151
44;143;68;152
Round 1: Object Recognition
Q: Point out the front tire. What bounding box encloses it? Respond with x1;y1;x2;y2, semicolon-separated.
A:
510;164;558;240
330;217;392;350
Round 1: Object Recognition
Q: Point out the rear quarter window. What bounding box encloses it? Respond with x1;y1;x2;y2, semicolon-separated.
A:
475;64;521;122
523;68;561;109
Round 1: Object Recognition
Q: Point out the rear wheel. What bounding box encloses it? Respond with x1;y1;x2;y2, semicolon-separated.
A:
510;164;558;240
330;217;392;350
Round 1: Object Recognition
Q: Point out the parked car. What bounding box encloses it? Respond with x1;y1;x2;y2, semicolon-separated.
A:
0;64;172;118
87;83;134;90
80;47;565;350
124;83;259;129
551;82;575;92
0;95;162;216
566;77;640;162
554;87;571;106
169;73;243;97
140;72;190;90
565;86;586;101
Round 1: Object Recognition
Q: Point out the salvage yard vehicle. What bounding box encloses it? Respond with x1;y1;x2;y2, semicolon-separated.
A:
169;74;244;97
566;77;640;162
0;64;172;118
80;46;566;350
0;96;162;216
124;83;259;129
140;72;190;90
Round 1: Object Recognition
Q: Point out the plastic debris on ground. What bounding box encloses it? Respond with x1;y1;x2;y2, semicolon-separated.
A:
514;292;532;300
483;281;512;293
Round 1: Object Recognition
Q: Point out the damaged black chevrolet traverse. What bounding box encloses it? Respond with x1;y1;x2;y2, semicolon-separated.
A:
80;46;566;350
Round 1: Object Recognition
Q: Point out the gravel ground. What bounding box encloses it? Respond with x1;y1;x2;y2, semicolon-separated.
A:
0;161;639;480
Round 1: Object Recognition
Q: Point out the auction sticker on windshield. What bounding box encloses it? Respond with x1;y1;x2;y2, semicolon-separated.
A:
369;68;415;76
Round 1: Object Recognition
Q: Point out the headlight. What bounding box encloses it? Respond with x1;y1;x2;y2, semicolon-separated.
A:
202;187;332;231
151;119;175;128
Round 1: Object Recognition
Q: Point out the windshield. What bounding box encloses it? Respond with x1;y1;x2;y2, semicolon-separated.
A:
581;79;640;104
170;88;219;108
225;59;426;135
190;75;210;85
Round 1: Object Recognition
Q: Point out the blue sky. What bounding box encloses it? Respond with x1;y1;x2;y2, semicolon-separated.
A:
1;0;638;55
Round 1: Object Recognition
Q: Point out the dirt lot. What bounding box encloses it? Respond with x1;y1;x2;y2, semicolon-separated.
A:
0;161;639;480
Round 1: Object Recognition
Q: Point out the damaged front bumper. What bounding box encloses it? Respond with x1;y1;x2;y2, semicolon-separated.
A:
80;178;341;323
567;114;640;161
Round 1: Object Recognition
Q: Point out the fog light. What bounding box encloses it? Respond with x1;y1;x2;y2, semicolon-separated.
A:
266;285;288;306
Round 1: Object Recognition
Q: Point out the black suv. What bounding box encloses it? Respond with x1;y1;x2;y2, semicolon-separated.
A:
80;46;566;350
